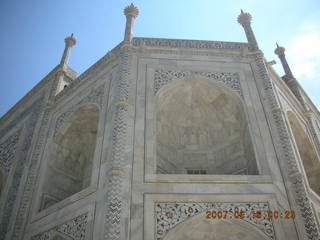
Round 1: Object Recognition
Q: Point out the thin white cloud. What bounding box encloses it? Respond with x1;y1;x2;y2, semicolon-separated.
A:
287;33;320;80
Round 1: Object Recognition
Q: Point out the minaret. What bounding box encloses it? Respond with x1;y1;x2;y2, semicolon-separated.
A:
274;43;294;81
123;3;139;43
237;10;259;51
60;34;76;68
52;34;77;97
274;43;306;108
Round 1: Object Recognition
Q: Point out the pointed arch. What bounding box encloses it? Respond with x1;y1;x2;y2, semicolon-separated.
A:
287;111;320;195
155;77;258;175
40;104;99;210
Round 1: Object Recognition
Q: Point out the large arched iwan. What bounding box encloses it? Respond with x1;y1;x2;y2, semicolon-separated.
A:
155;77;258;175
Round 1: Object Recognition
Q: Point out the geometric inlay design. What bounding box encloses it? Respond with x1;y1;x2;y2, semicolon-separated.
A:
155;202;275;240
31;213;88;240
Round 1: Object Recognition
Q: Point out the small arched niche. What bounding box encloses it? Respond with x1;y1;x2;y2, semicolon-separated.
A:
155;78;258;175
287;111;320;195
40;105;99;211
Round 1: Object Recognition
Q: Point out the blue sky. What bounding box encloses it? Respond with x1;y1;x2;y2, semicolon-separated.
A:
0;0;319;117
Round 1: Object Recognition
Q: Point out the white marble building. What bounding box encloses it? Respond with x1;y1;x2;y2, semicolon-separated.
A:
0;4;320;240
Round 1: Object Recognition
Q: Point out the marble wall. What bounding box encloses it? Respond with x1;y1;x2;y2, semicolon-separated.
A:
0;39;319;240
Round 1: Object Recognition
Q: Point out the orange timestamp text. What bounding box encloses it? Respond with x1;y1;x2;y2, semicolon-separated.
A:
205;210;295;220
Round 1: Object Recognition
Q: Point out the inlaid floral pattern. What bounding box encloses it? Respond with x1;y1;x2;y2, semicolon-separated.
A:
154;70;241;96
155;202;275;240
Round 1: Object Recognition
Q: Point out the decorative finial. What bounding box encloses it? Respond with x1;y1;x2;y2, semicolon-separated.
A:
274;43;285;56
60;34;76;66
123;3;139;42
237;10;259;51
124;3;139;18
274;43;295;81
64;34;76;47
237;10;252;25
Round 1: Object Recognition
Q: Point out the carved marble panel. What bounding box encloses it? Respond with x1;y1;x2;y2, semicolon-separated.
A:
155;202;275;240
132;37;248;51
154;69;242;96
0;129;21;173
31;214;88;240
0;97;43;240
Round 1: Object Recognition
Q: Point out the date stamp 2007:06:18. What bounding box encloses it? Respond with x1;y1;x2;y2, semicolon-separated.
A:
205;210;295;220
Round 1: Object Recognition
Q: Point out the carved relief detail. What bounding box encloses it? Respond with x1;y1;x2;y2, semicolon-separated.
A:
104;47;133;240
79;85;105;107
11;102;50;239
307;116;320;155
31;214;88;240
0;97;43;240
155;202;275;240
132;37;248;51
154;70;242;96
0;130;21;173
54;110;74;137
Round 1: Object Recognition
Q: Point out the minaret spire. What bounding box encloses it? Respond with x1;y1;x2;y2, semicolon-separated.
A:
60;33;76;68
123;3;139;43
274;43;294;80
274;43;307;108
51;34;77;97
237;10;259;51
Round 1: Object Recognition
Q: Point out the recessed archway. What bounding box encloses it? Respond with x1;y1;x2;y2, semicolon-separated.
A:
155;78;258;175
40;104;99;210
287;111;320;195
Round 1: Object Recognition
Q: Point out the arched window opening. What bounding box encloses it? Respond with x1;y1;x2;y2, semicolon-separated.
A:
40;105;99;211
155;78;258;175
287;112;320;195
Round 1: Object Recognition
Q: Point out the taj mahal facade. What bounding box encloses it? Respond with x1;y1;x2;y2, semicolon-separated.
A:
0;4;320;240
